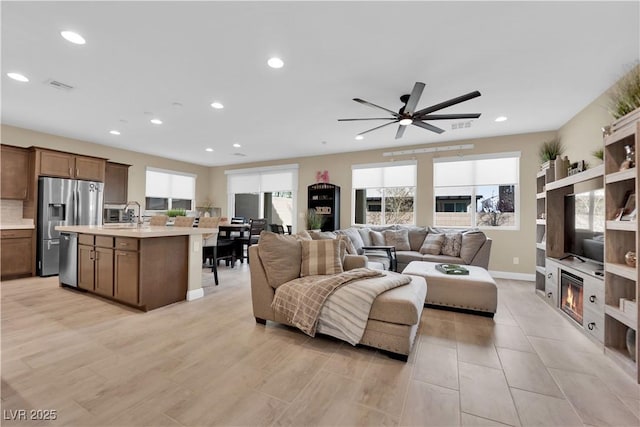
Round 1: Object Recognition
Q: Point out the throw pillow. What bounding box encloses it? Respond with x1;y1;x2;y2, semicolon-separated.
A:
295;230;312;241
258;231;302;288
337;234;357;255
404;226;428;251
301;239;344;276
336;228;366;255
383;229;411;251
310;230;337;240
419;233;445;255
460;231;487;264
369;230;385;246
358;227;372;246
441;233;463;257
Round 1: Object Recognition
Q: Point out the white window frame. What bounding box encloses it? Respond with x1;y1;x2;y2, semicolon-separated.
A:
351;160;417;226
225;164;299;231
433;152;520;230
144;167;196;212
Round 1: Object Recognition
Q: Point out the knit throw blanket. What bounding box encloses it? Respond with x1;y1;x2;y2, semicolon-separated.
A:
271;268;382;336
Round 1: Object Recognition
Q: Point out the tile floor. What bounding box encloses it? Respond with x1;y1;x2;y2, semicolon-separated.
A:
1;264;639;426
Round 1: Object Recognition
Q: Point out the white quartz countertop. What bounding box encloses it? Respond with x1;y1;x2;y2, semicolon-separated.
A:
55;225;218;238
0;220;35;230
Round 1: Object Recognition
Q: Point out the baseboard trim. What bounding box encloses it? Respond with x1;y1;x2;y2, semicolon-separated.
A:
186;288;204;301
489;270;535;281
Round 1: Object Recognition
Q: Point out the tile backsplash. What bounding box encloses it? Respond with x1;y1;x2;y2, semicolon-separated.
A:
1;199;24;224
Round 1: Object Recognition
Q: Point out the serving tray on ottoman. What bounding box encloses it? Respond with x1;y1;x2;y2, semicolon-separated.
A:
403;261;497;317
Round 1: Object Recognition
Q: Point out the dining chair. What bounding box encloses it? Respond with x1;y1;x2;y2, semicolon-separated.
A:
286;225;292;235
199;217;225;285
270;224;285;234
173;216;195;227
149;215;169;226
230;216;245;224
237;218;267;263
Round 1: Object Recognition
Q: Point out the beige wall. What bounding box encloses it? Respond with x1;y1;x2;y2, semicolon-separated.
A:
1;125;211;207
210;131;556;274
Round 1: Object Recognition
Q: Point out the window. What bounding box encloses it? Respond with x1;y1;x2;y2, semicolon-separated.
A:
352;161;417;225
433;153;520;229
225;165;298;230
145;168;196;211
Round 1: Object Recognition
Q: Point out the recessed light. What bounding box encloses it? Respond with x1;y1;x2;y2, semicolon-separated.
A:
205;148;214;152
150;118;163;125
60;30;86;45
109;130;121;135
495;116;508;122
7;72;29;82
232;143;241;148
355;135;364;140
267;57;284;69
210;102;224;109
399;118;413;126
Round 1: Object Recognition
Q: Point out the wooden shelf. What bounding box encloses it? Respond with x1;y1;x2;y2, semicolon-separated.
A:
536;219;546;226
536;192;546;199
537;170;547;179
535;266;545;275
536;243;546;250
605;305;637;329
545;164;604;191
606;220;637;231
605;262;637;281
605;168;636;184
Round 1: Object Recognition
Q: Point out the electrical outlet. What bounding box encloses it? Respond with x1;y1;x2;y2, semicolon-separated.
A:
513;257;519;265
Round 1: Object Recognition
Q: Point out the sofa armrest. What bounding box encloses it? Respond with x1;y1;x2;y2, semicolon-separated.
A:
470;238;492;270
344;254;367;270
249;245;277;322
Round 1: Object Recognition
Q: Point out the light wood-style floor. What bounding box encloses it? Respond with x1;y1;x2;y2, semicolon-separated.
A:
2;264;639;426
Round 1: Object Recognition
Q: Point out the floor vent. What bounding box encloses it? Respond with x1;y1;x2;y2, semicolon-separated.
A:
45;79;74;91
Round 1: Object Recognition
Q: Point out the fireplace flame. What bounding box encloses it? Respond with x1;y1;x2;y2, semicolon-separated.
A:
566;286;575;311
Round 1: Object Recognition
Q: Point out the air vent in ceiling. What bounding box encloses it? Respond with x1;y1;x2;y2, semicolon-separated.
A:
451;121;472;130
45;79;74;91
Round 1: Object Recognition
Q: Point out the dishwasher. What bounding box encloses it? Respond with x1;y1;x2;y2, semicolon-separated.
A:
59;232;78;287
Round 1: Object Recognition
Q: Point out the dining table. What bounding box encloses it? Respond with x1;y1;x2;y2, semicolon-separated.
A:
217;223;251;263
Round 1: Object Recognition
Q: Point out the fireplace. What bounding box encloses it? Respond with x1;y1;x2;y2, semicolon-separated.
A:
560;270;583;325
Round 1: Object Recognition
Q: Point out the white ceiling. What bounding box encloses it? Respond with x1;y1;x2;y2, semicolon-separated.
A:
2;1;639;167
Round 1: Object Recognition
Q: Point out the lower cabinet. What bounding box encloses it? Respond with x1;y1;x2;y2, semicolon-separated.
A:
1;229;33;279
545;258;560;307
94;247;114;297
115;249;139;305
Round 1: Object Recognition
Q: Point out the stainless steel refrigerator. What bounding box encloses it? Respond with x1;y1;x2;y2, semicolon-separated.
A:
37;177;103;276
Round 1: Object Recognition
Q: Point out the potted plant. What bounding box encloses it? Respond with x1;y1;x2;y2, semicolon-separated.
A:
166;209;186;217
592;148;604;162
306;209;324;231
609;63;640;120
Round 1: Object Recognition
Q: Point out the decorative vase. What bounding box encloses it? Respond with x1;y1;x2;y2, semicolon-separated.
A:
620;144;635;170
625;251;637;267
554;156;569;180
626;328;636;362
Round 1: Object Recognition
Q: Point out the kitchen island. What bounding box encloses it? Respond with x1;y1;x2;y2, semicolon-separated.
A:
55;225;217;310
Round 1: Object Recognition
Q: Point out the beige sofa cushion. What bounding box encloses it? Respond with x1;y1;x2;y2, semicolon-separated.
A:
370;230;385;246
259;231;302;288
383;229;411;251
403;226;428;251
337;234;357;255
441;233;463;257
310;230;337;240
420;233;444;255
301;239;344;276
368;275;427;325
336;228;366;254
460;231;487;264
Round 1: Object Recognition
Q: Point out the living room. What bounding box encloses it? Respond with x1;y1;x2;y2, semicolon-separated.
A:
2;1;640;426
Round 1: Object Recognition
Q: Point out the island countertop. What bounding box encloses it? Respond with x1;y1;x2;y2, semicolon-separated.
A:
55;225;218;238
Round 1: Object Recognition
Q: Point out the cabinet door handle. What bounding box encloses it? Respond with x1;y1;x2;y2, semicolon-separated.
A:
90;250;95;261
69;167;72;176
588;322;595;330
547;292;552;298
95;251;99;261
76;168;79;176
589;295;596;303
547;273;552;279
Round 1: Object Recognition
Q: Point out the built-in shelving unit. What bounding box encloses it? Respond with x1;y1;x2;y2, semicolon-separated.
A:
603;108;639;383
535;168;553;295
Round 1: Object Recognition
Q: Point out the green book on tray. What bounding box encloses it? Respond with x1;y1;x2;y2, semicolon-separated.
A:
435;263;469;275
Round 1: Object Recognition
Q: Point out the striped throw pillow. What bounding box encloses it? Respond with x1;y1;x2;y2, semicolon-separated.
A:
301;239;344;276
419;233;445;255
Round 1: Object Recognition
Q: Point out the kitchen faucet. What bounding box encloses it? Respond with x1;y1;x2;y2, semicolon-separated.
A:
123;201;143;225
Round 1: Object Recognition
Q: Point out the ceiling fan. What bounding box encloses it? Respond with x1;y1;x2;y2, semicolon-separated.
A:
338;82;481;139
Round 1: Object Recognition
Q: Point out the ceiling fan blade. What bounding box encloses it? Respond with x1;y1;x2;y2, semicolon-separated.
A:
338;118;397;121
413;91;481;117
403;82;425;115
412;120;445;134
358;120;400;136
419;113;481;120
353;98;401;118
395;124;406;139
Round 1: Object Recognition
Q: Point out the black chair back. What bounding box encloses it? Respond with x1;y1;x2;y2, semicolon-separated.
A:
270;224;285;234
231;216;245;224
249;218;267;237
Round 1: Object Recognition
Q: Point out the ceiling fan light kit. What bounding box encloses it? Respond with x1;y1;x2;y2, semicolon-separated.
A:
339;81;482;139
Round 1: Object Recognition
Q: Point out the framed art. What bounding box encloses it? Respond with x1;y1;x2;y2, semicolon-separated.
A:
621;192;637;221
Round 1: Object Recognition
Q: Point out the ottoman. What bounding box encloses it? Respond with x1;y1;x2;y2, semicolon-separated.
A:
403;261;497;317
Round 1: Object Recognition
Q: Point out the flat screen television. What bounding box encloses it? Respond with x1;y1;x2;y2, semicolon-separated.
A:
564;189;605;263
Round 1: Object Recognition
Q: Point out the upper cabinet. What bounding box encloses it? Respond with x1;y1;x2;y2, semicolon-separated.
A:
37;149;106;182
104;162;130;204
1;145;30;200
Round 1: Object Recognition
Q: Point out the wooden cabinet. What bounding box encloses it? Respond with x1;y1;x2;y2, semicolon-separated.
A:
78;234;114;296
78;243;95;291
115;249;139;305
37;149;105;182
308;183;340;231
544;258;560;307
603;107;639;382
104;162;130;204
1;145;30;199
0;229;33;279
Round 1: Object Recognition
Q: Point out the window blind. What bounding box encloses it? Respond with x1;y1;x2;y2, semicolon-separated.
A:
434;153;519;187
146;168;195;199
352;161;417;188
